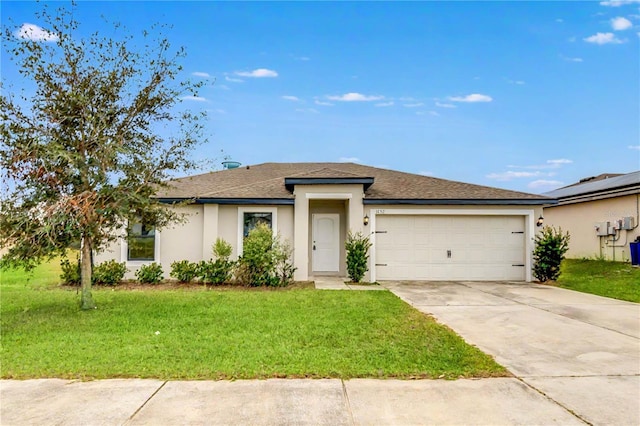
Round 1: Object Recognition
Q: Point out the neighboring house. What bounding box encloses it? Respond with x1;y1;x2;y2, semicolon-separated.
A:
543;171;640;262
95;162;552;282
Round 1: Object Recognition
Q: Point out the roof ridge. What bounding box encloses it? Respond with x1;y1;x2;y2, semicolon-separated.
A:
198;165;330;197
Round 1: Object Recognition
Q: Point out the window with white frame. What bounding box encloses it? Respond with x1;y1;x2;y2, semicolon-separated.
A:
237;207;278;254
127;222;156;261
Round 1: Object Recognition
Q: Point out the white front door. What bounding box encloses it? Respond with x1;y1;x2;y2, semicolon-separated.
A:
312;214;340;272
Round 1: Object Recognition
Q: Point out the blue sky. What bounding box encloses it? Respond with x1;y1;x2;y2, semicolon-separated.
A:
3;1;639;194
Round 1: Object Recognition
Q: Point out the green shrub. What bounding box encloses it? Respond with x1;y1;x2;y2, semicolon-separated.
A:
197;238;235;285
92;260;127;285
213;237;232;260
136;262;163;284
345;231;372;283
60;257;80;285
533;226;570;282
198;259;233;285
170;260;199;283
273;238;296;286
236;223;294;287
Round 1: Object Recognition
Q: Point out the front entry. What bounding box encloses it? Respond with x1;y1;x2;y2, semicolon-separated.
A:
312;213;340;272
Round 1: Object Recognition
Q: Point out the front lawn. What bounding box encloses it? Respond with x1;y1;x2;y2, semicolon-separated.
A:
0;263;506;380
555;259;640;303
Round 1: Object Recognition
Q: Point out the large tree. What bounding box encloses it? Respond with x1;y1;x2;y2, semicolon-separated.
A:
0;4;207;309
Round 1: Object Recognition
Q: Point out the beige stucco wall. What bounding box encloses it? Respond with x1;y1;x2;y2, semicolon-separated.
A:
94;204;294;279
544;194;639;261
292;184;365;281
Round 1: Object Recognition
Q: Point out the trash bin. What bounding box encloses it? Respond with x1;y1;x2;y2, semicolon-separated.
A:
630;241;640;266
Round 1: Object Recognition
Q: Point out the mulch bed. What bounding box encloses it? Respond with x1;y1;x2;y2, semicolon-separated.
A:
60;281;315;292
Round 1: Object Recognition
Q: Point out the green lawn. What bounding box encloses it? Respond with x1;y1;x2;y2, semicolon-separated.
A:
555;259;640;303
0;262;506;380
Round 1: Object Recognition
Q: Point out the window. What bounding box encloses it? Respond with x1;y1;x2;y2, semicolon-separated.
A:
243;212;273;237
237;207;278;255
127;222;155;261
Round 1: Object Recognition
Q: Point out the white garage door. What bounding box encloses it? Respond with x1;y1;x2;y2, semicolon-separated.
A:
375;215;526;281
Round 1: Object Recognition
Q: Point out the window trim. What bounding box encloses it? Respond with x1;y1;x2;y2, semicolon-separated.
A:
237;207;278;256
121;222;161;266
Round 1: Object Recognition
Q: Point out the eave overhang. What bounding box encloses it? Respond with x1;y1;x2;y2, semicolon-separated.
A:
363;198;556;206
284;177;375;192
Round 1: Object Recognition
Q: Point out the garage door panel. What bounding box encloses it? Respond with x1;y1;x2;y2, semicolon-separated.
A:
375;215;526;281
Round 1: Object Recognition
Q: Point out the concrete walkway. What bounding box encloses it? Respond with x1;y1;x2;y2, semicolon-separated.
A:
1;377;584;425
384;281;640;426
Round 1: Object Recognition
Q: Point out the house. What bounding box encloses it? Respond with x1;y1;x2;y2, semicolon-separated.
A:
95;162;552;282
543;171;640;262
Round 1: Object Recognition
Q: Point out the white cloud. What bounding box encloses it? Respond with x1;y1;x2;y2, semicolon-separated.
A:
225;76;244;83
282;95;300;101
375;101;394;107
528;180;564;190
584;32;625;44
14;23;59;42
295;108;318;114
296;56;310;61
404;102;424;107
556;18;564;23
181;95;208;102
435;102;456;108
314;100;334;106
326;92;384;102
600;0;640;6
612;16;633;30
509;80;526;85
547;158;573;165
628;144;640;150
192;72;210;78
235;68;278;78
448;93;493;103
206;108;226;114
486;171;543;181
507;159;573;170
339;157;361;163
560;54;584;62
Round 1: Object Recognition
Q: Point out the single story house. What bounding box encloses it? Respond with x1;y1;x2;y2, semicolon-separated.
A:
544;171;640;262
95;162;553;282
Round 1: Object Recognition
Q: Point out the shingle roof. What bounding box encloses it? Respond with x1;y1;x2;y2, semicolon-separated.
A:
158;162;551;202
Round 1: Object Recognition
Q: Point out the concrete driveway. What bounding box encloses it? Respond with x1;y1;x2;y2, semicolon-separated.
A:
384;281;640;426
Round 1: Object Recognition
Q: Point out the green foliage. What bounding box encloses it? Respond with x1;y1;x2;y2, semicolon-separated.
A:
60;257;80;286
169;260;199;283
0;3;206;308
345;231;373;283
236;223;295;287
533;226;570;282
213;238;232;260
197;259;234;285
136;263;164;284
196;237;235;285
92;260;127;286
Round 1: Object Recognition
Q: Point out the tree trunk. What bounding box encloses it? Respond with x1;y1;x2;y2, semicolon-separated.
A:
80;235;96;310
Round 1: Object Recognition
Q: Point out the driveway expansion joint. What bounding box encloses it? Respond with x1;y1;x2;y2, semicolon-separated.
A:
340;379;355;426
516;377;592;425
124;380;167;425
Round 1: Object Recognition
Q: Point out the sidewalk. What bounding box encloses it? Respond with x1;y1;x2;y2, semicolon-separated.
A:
313;276;386;290
0;377;584;425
